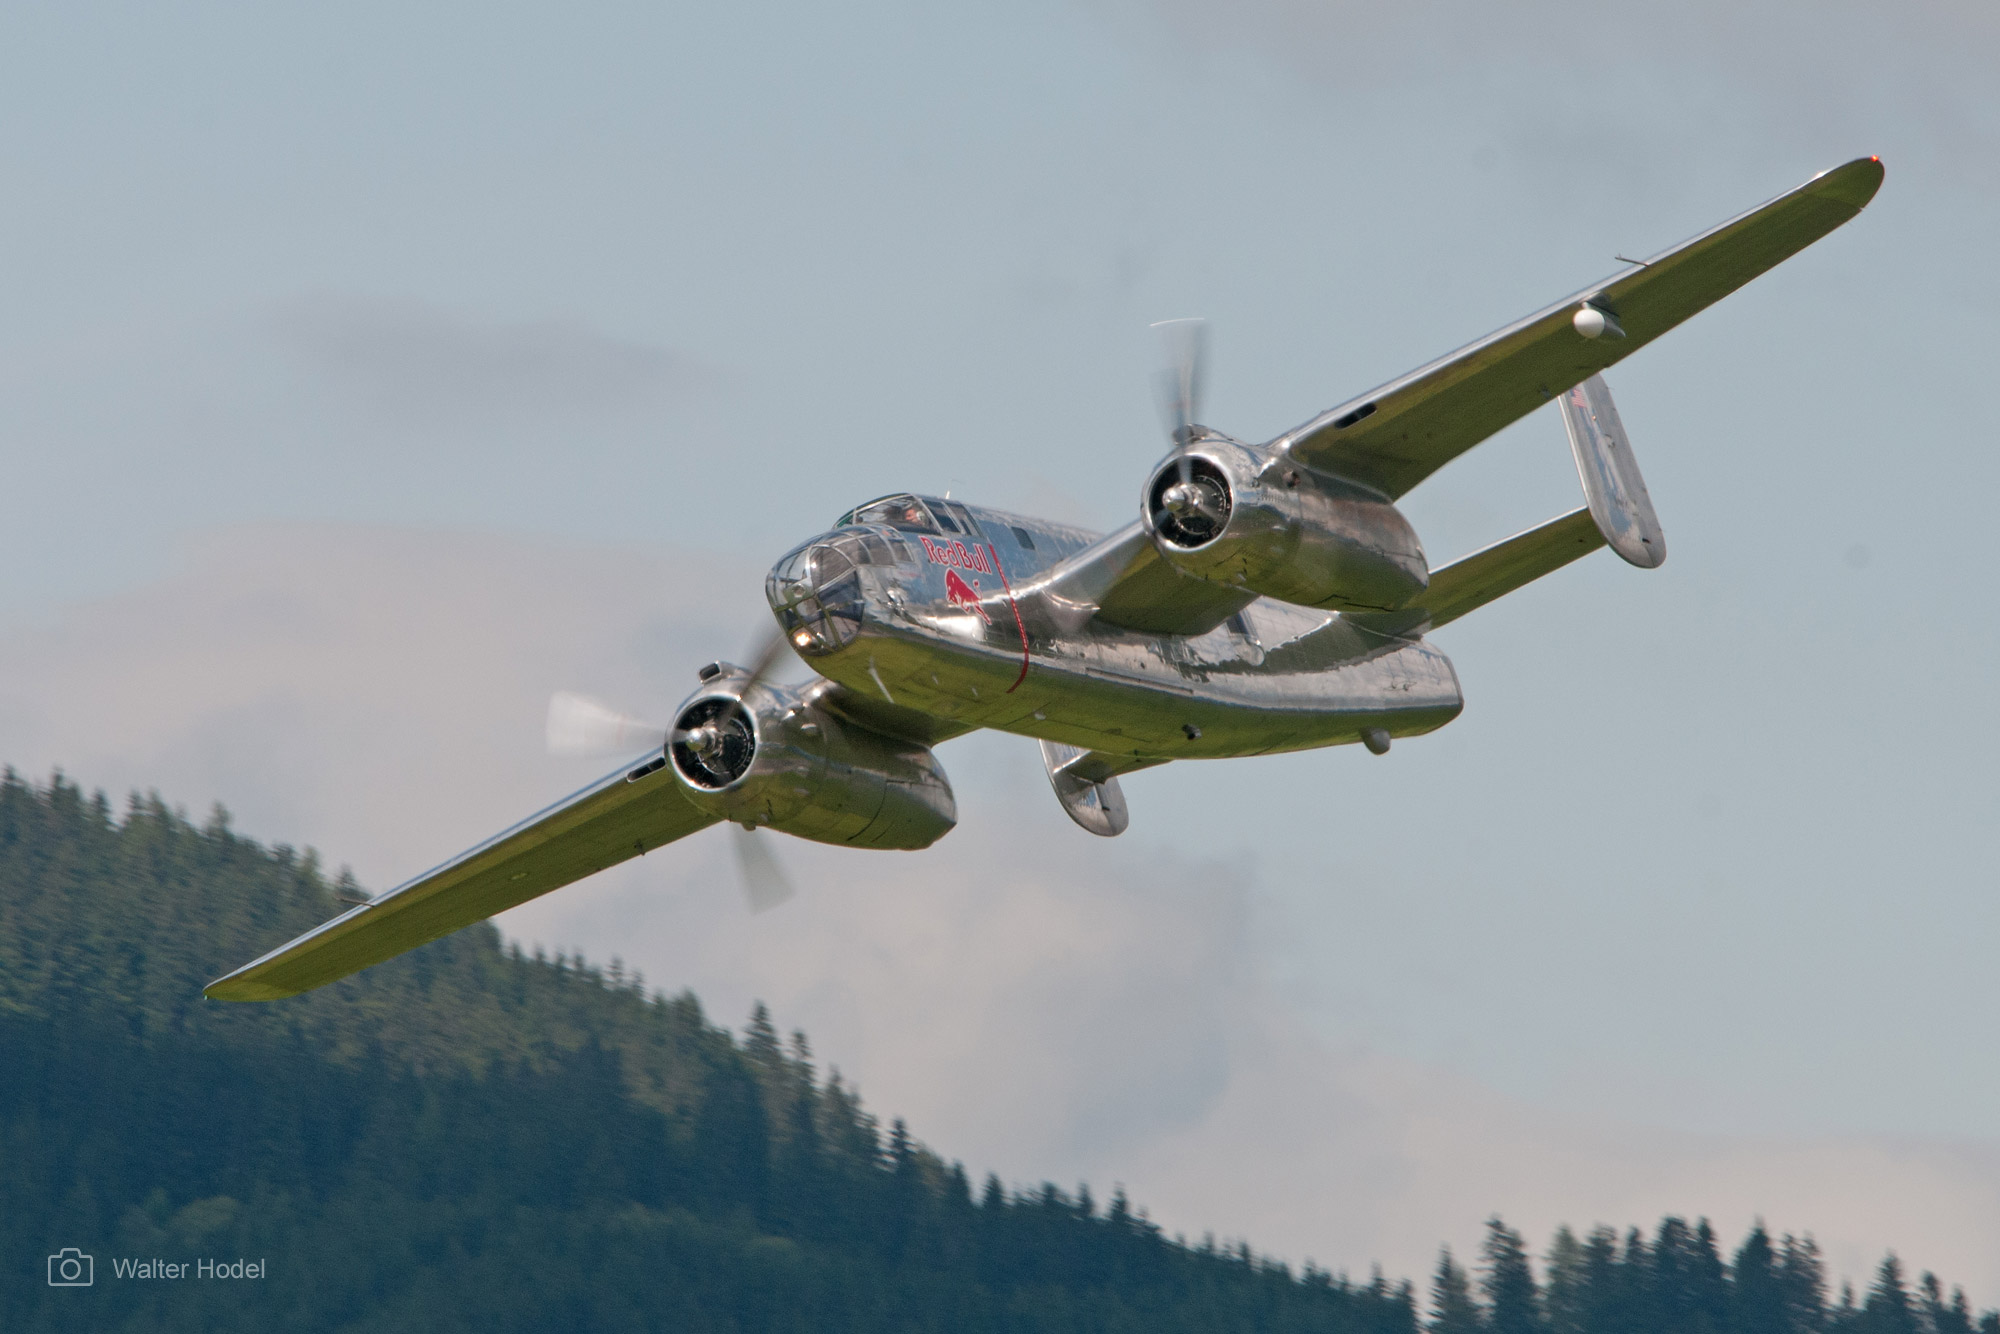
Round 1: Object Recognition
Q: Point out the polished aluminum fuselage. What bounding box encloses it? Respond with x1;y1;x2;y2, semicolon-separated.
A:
775;498;1463;762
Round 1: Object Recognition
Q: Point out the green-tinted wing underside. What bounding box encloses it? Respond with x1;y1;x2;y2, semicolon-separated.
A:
1283;158;1884;498
205;761;717;1002
1419;508;1606;629
1348;508;1606;638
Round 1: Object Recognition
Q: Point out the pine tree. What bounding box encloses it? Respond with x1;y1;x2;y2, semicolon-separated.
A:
1938;1284;1978;1334
1579;1225;1625;1334
1832;1282;1863;1334
744;1001;782;1065
1780;1235;1830;1334
1481;1220;1543;1334
1865;1256;1919;1334
1689;1219;1731;1334
1734;1223;1788;1334
1622;1226;1654;1334
1432;1246;1484;1334
1651;1217;1705;1334
1545;1226;1587;1334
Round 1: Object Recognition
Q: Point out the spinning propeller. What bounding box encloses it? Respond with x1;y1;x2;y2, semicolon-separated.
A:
1148;318;1231;545
545;626;798;913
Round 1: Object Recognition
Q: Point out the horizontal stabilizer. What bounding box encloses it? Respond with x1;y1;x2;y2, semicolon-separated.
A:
205;760;717;1001
1349;508;1605;637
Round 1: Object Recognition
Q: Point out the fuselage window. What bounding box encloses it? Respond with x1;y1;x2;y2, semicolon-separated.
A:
934;508;961;534
1009;525;1035;551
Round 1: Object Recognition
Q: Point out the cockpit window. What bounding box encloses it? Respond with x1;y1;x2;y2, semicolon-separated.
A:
843;494;938;534
942;501;981;536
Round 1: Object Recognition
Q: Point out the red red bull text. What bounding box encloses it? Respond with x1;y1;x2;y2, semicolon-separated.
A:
918;536;991;574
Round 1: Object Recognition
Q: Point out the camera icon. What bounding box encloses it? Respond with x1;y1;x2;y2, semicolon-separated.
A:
47;1248;93;1286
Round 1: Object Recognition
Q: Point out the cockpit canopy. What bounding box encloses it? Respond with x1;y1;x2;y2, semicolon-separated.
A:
836;493;983;538
839;494;935;532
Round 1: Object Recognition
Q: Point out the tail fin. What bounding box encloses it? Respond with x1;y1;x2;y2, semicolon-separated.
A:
1561;373;1665;568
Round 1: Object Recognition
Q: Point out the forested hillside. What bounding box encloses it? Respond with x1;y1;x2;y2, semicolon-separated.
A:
0;771;1992;1333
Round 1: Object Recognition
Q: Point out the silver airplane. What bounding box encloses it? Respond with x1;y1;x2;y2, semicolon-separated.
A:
207;156;1883;1002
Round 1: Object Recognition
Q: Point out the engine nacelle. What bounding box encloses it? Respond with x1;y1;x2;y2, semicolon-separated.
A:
1142;437;1429;612
663;674;955;850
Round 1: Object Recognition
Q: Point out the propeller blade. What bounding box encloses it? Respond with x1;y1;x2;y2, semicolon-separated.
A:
737;624;792;694
546;691;666;758
1152;317;1207;446
732;825;797;913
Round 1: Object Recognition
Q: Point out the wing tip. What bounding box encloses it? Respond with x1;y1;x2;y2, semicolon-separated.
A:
1810;156;1886;211
203;973;295;1003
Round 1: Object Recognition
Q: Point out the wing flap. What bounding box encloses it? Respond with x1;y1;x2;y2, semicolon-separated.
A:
1283;157;1884;499
204;761;718;1001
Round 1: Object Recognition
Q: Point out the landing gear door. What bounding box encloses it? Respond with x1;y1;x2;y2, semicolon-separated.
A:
1560;373;1665;569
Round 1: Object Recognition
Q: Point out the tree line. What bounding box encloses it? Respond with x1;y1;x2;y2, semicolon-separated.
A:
1433;1218;1996;1334
0;770;1991;1333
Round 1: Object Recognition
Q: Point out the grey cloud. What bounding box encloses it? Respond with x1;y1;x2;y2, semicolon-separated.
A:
1;521;1995;1301
268;296;685;432
1108;0;2000;163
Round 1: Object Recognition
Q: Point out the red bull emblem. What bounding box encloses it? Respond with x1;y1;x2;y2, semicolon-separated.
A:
943;568;991;623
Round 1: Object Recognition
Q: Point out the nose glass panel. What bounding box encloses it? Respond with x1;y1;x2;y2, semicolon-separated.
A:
768;538;865;655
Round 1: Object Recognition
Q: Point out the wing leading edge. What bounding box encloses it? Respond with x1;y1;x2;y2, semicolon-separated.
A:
1281;157;1884;499
204;759;718;1002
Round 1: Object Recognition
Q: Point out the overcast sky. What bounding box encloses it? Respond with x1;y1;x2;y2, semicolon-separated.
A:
3;0;1997;1302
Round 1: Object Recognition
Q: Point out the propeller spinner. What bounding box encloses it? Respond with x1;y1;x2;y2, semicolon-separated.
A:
543;625;800;913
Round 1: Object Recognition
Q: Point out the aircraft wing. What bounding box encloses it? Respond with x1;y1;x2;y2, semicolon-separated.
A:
1024;520;1256;637
1348;507;1606;638
205;758;717;1002
1279;157;1884;499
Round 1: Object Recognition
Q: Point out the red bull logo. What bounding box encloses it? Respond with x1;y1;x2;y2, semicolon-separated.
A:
943;568;991;623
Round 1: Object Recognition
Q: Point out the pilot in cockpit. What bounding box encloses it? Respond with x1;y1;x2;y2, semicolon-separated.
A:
847;495;937;533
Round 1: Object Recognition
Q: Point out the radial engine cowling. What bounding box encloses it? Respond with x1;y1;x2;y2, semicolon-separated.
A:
1143;437;1429;612
665;677;955;851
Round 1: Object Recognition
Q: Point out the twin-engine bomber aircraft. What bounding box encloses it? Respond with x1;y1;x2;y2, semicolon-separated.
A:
206;157;1884;1002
